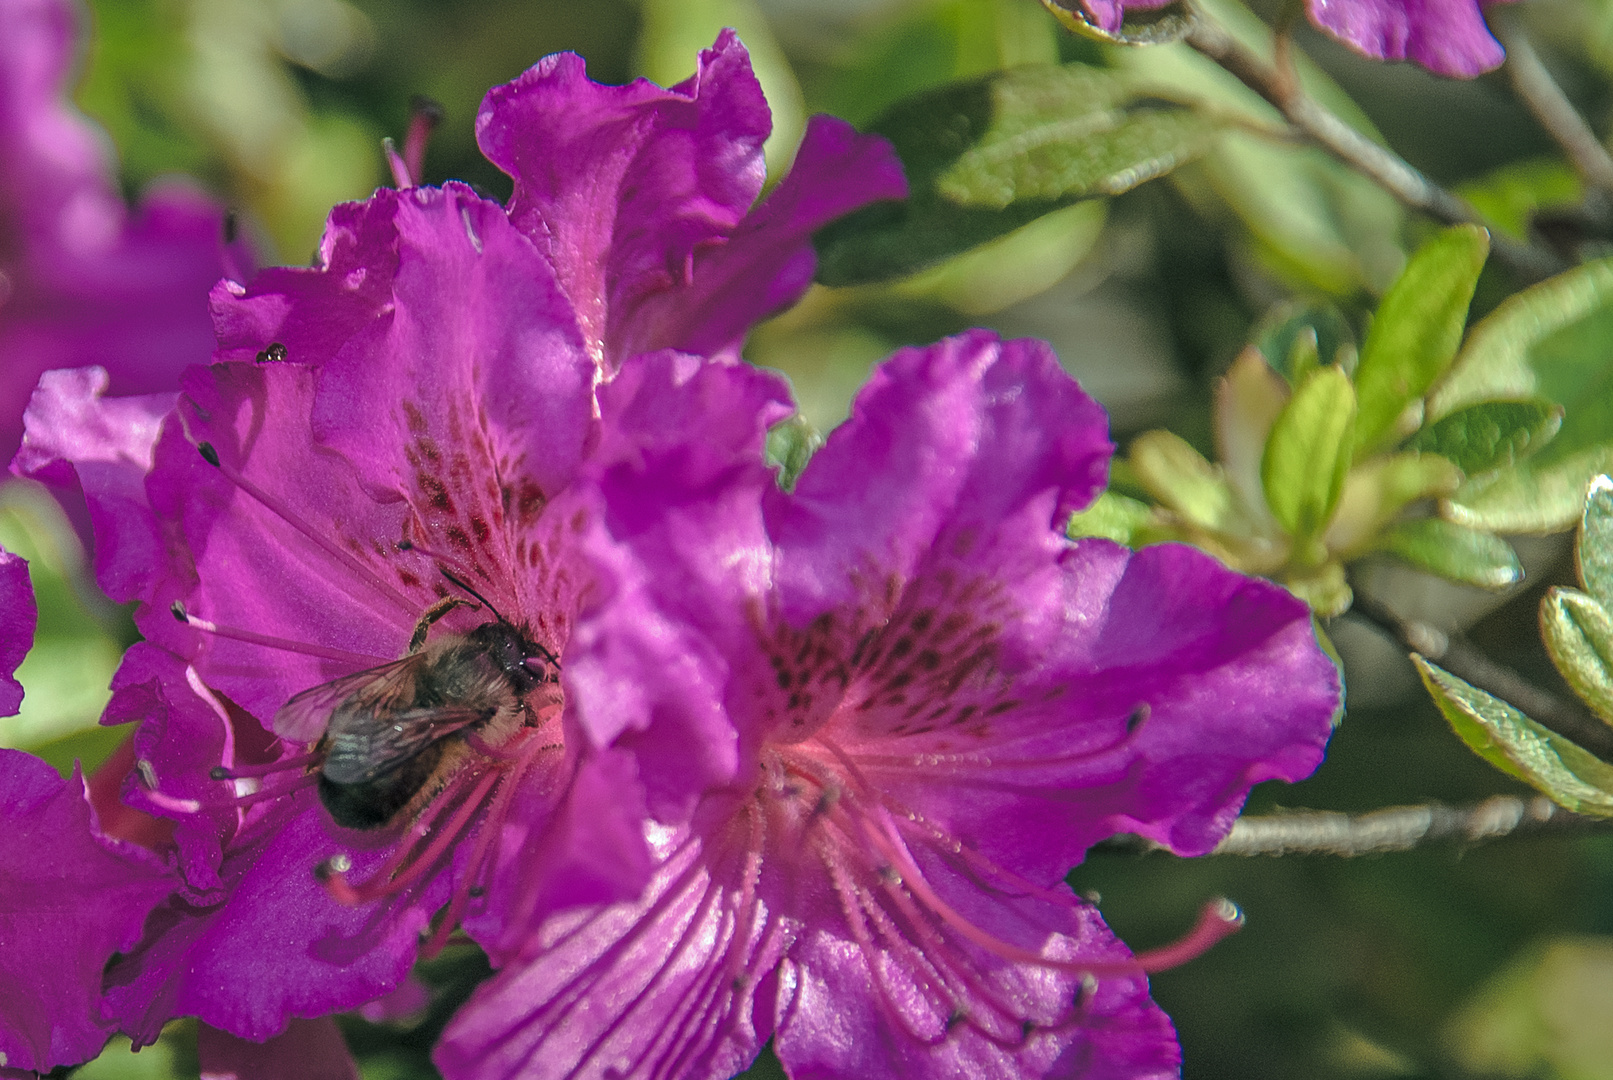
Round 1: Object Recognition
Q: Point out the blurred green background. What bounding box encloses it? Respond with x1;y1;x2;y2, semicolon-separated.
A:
17;0;1613;1076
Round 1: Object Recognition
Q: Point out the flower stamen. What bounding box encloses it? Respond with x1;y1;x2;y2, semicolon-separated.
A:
171;602;387;667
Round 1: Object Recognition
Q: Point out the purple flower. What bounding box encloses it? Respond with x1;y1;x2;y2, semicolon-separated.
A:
0;0;251;467
13;34;901;1056
0;545;32;716
0;548;175;1075
1305;0;1509;77
1062;0;1507;77
435;332;1342;1080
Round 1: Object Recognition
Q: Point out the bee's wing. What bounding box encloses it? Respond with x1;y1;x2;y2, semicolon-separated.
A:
272;657;422;744
320;704;492;785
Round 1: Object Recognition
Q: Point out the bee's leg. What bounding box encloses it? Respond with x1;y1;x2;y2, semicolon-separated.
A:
409;597;479;652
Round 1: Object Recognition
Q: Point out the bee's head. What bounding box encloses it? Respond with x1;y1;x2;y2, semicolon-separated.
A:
468;620;557;690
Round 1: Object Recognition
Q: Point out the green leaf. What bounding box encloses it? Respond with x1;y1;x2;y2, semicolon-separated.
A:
1261;366;1357;543
1583;475;1613;606
1431;256;1613;416
1352;225;1490;455
1377;518;1522;589
1443;445;1613;534
1426;258;1613;532
1066;490;1154;544
1455;156;1582;243
1541;588;1613;724
1406;399;1563;476
1111;0;1404;296
1414;656;1613;816
814;64;1222;285
1128;429;1237;531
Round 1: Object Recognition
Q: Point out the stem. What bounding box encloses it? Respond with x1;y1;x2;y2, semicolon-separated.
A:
1494;15;1613;198
1348;590;1613;759
1182;5;1564;282
1212;795;1600;855
1097;795;1610;856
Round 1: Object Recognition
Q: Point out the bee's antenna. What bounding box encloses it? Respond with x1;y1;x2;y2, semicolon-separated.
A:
440;567;508;624
438;567;559;670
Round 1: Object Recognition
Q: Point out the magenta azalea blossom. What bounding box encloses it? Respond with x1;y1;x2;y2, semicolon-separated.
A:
0;545;31;715
0;549;175;1074
0;0;251;467
12;32;901;1062
1305;0;1508;77
1067;0;1506;76
434;331;1341;1080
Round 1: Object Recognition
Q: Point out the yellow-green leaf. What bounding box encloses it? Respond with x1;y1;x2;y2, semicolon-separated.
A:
1414;656;1613;815
1582;474;1613;606
1262;365;1357;542
1407;399;1563;477
1542;588;1613;724
1325;451;1463;555
1352;224;1490;455
1214;347;1289;528
1378;518;1522;589
1431;256;1613;416
1128;429;1238;531
1067;490;1154;545
1443;444;1613;534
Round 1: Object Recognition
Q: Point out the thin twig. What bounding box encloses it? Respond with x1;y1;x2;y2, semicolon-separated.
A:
1212;795;1599;855
1097;795;1608;857
1182;6;1564;282
1494;16;1613;198
1347;590;1613;759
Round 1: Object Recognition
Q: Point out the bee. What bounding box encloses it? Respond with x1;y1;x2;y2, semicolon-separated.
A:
274;570;559;830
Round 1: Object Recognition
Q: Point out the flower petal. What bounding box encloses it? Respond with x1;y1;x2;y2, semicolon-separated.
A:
103;794;449;1045
564;351;791;811
767;331;1112;628
0;545;35;715
137;361;422;724
618;114;907;359
828;538;1338;885
476;30;768;364
436;828;781;1080
772;844;1179;1080
12;365;176;602
209;184;595;645
0;750;173;1073
1306;0;1505;77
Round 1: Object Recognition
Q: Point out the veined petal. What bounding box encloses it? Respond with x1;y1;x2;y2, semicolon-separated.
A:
103;796;450;1046
0;544;34;715
563;351;791;817
618;114;907;360
0;750;173;1073
1307;0;1505;77
772;844;1177;1080
436;826;782;1080
476;30;768;364
767;331;1112;629
12;365;175;602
